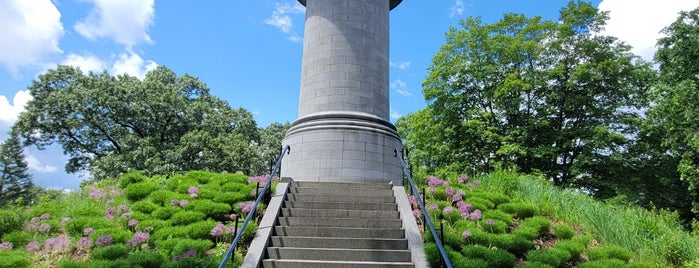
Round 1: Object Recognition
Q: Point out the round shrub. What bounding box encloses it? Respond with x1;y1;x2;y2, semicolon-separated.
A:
117;172;147;188
468;197;495;210
482;210;514;225
126;250;166;268
461;245;516;268
520;261;555;268
91;244;130;260
186;220;218;240
91;228;131;245
148;190;175;206
152;207;181;220
504;235;533;257
578;259;626;268
153;226;190;240
553;224;575;240
172;239;213;256
526;248;572;267
188;200;231;219
514;226;540;241
66;217;113;237
554;240;585;257
164;175;197;193
424;243;442;268
213;192;248;205
0;250;30;268
0;209;26;238
139;219;171;231
220;182;247;192
586;245;631;262
67;202;102;217
89;259;131;268
1;231;32;247
171;211;206;226
443;208;462;223
183;171;213;184
449;249;488;268
124;181;160;202
498;202;537;218
482;219;507;234
57;259;91;268
520;216;551;235
476;192;511;206
131;200;161;214
433;187;448;200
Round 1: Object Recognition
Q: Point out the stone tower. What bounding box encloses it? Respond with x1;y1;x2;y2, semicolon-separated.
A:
281;0;403;184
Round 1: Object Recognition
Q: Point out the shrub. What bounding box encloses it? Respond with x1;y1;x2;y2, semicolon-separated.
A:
476;192;511;206
0;208;25;238
578;259;626;268
220;182;247;192
240;221;258;244
171;211;206;226
124;181;160;202
488;248;518;268
148;190;175;206
498;202;537;218
520;261;555;268
67;202;102;217
66;217;113;237
213;192;248;205
139;219;171;231
1;231;32;247
482;209;514;225
157;238;212;257
424;243;442;268
131;200;161;214
468;197;495;210
126;250;165;268
187;200;231;219
91;228;131;245
514;226;540;241
586;245;632;262
57;260;90;268
186;220;218;240
482;219;508;234
117;172;147;188
152;207;181;220
0;250;31;268
91;244;130;260
554;240;586;257
433;187;448;200
153;226;191;240
526;248;572;267
448;247;488;268
553;224;575;240
520;216;551;235
89;259;131;268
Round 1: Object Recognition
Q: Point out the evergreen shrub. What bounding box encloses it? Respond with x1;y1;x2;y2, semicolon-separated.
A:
498;202;537;218
171;211;206;226
526;248;572;267
124;181;160;202
553;224;575;240
91;244;130;260
1;231;32;247
0;250;31;268
131;200;161;214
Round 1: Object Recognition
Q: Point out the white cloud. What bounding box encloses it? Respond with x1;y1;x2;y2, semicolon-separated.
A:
26;155;58;173
0;90;33;124
265;2;305;41
74;0;155;48
390;79;412;97
390;61;411;70
450;0;465;18
598;0;699;61
390;108;402;120
0;0;64;70
287;34;303;43
111;52;158;79
62;53;106;74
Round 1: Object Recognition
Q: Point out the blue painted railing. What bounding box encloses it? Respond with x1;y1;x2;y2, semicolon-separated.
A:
395;148;453;268
218;145;290;268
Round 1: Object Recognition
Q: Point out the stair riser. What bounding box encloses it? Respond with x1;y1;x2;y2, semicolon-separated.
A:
274;227;405;239
266;248;412;262
277;217;403;228
288;187;394;196
284;201;397;211
261;260;414;268
280;208;399;219
291;182;393;190
286;194;395;203
270;237;408;250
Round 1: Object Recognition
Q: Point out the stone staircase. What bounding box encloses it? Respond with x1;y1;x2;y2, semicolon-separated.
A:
260;181;415;268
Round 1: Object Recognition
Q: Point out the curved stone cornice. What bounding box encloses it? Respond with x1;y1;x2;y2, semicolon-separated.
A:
297;0;403;10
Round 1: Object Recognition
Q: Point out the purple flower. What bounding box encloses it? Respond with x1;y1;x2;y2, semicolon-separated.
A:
486;219;494;225
179;199;189;207
122;213;132;219
248;175;269;184
96;235;113;247
458;203;473;214
83;228;95;236
38;223;51;233
25;241;40;253
469;210;482;220
128;220;139;227
188;187;199;198
458;175;469;183
238;202;254;214
170;199;179;206
446;187;454;196
127;232;150;248
44;235;71;253
105;207;115;215
118;205;129;213
184;249;197;257
443;206;454;214
224;226;236;235
211;223;224;237
408;196;418;205
0;242;13;250
462;230;472;238
61;217;70;224
427;204;439;211
412;209;421;218
76;237;92;251
428;187;436;194
89;188;106;199
173;255;181;261
109;186;122;197
40;213;51;220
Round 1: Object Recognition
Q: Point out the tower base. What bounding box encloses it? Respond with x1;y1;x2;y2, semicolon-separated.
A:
281;111;403;185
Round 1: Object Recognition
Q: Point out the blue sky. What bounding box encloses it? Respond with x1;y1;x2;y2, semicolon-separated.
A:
1;0;698;190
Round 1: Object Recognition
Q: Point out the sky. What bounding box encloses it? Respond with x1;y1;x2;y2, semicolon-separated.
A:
1;0;698;190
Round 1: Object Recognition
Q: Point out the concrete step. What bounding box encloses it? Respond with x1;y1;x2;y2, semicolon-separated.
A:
280;208;399;219
285;193;395;203
277;216;403;228
270;236;408;250
266;247;412;262
288;187;394;197
261;259;414;268
274;226;405;239
291;181;393;190
284;201;397;211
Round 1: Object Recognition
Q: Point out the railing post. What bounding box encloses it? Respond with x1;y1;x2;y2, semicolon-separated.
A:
440;221;445;268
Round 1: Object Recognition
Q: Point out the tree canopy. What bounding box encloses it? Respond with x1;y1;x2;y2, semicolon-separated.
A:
0;131;33;206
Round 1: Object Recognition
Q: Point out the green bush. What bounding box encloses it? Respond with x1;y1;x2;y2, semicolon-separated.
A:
91;244;130;260
514;226;540;241
67;201;102;217
586;245;632;262
186;220;218;240
526;248;572;267
152;207;181;220
468;197;495;210
482;219;508;234
148;190;174;206
164;175;197;193
520;261;555;268
126;250;165;268
124;181;160;202
578;259;626;268
139;219;171;231
57;259;90;268
520;216;551;235
482;209;514;225
187;200;231;220
0;208;26;237
153;226;190;240
91;228;131;245
1;231;32;247
554;240;585;257
89;259;131;268
157;238;213;257
131;200;161;214
213;192;248;205
424;243;442;268
433;187;448;200
171;211;206;226
117;172;147;188
498;202;537;218
0;250;31;268
220;181;248;192
553;224;575;240
66;217;113;237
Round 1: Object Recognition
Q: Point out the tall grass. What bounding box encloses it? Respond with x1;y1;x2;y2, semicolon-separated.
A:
478;170;699;266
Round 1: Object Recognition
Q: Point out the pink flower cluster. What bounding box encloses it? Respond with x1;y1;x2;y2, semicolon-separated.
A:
427;176;448;187
0;242;12;250
126;232;149;248
76;237;92;252
96;235;113;247
188;186;199;198
44;235;71;254
248;175;270;184
238;202;255;214
89;188;106;199
170;199;188;207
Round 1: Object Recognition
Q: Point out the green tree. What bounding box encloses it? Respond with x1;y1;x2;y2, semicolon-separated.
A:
254;122;290;174
0;131;33;206
649;7;699;214
15;65;261;181
407;1;652;186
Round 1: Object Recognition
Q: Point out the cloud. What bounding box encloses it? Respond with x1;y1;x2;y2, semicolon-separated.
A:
74;0;155;47
0;0;64;70
111;52;158;79
450;0;465;18
62;53;107;74
0;90;33;124
598;0;699;61
390;108;402;120
390;79;412;97
265;2;305;41
390;61;411;70
26;155;58;173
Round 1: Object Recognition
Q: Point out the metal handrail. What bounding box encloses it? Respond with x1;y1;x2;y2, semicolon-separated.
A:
218;145;291;268
395;148;453;268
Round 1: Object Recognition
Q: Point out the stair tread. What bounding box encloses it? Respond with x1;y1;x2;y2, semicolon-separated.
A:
263;259;413;264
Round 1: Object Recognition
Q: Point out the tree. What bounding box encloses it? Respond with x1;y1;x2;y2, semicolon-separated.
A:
15;65;261;181
649;7;699;214
405;1;653;186
0;131;33;206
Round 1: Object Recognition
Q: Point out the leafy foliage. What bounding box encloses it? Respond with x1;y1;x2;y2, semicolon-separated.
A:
0;132;33;206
